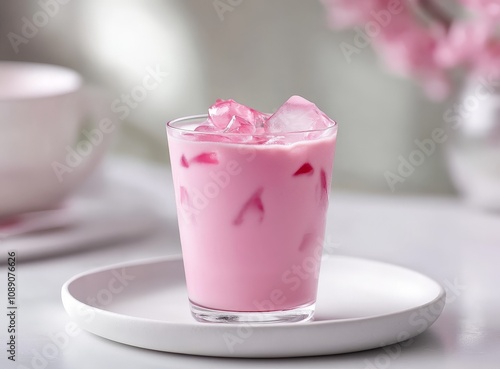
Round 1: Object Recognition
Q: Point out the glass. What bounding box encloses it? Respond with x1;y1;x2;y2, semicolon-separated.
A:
166;115;337;323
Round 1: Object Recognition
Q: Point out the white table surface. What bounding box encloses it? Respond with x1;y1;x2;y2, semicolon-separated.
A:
2;159;499;369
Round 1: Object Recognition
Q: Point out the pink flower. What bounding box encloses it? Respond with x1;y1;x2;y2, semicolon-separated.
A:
374;19;450;99
320;0;500;99
374;19;439;74
434;20;493;68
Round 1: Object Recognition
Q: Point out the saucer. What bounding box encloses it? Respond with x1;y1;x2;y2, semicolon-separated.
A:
62;255;446;358
0;159;169;262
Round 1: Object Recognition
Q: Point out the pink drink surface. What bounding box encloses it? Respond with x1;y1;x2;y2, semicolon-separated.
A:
167;97;337;312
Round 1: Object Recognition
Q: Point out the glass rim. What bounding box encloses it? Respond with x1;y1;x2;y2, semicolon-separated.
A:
166;114;338;137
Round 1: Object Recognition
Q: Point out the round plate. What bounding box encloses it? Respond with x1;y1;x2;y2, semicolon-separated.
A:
0;160;170;262
61;255;446;358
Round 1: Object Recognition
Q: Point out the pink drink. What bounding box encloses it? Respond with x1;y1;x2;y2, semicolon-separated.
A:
166;97;337;323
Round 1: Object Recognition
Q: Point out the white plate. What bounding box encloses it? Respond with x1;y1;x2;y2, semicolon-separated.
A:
0;160;170;262
61;255;446;358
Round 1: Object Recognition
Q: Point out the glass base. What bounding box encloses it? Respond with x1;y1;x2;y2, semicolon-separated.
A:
190;301;315;324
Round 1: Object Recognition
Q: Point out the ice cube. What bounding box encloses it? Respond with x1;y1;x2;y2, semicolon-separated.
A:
208;99;269;131
224;115;255;134
266;96;332;134
188;97;333;145
233;187;265;226
299;233;316;251
188;124;231;142
179;186;196;224
320;169;328;205
293;163;314;176
191;152;219;165
194;124;217;133
181;155;189;168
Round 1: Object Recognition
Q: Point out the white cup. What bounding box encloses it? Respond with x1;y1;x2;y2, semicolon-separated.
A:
0;62;115;218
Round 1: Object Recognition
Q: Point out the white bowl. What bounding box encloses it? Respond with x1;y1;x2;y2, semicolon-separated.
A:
0;62;114;218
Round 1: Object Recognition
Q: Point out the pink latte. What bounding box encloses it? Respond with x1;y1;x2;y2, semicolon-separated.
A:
167;96;337;314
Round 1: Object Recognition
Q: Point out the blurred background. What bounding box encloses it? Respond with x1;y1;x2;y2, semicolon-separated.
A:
0;0;456;195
